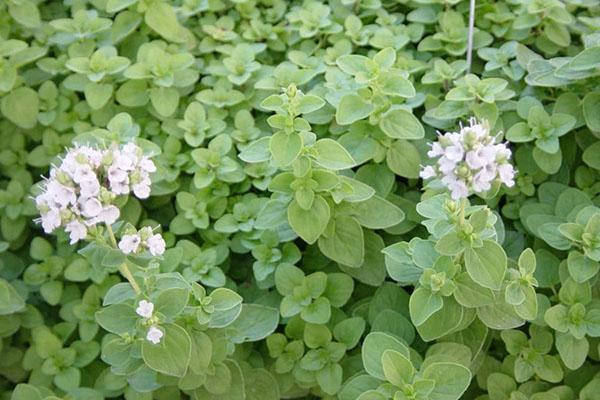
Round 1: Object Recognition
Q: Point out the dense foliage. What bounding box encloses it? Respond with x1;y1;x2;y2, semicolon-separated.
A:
1;0;600;399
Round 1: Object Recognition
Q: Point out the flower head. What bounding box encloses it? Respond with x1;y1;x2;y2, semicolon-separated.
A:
420;118;516;200
34;142;156;244
136;300;154;318
146;326;163;344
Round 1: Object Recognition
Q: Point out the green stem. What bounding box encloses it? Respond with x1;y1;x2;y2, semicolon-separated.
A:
119;262;141;295
458;198;466;227
105;224;141;295
106;223;118;247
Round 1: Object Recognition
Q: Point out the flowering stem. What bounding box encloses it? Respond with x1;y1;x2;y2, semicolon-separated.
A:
105;224;141;295
459;198;466;227
119;262;141;295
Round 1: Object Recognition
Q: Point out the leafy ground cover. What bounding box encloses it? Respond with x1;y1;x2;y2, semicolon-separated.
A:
1;0;600;399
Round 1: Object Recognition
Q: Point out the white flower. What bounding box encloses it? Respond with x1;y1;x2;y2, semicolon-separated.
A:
427;142;444;158
108;165;128;183
445;144;464;162
81;197;103;218
140;158;156;173
132;182;151;199
136;300;154;318
119;234;141;254
94;205;120;225
498;163;515;187
40;209;61;233
46;180;76;207
146;233;166;256
124;226;166;256
146;326;163;344
420;118;516;199
65;220;87;244
420;166;436;180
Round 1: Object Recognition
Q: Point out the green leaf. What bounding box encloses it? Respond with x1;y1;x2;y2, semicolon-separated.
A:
142;323;192;377
333;317;366;349
506;122;532;142
312;139;356;170
464;240;507;290
582;141;600;170
239;137;271;163
270;132;302;167
288;196;330;244
8;2;41;28
210;288;243;311
379;109;424;139
409;287;443;326
1;87;38;129
378;74;415;98
567;251;599;283
84;82;113;110
555;331;588;370
318;216;364;267
336;94;373;125
387;139;421;178
323;273;354;307
362;332;409;381
244;368;280;400
316;363;343;395
54;366;80;391
297;95;325;114
10;384;43;400
40;280;63;306
416;297;466;341
0;278;25;315
155;288;189;318
351;195;405;229
227;304;279;343
533;146;562;174
144;2;188;43
453;272;494;308
150;87;179;117
569;47;600;71
423;362;471;400
582;92;600;133
301;297;331;324
382;350;414;386
95;304;137;335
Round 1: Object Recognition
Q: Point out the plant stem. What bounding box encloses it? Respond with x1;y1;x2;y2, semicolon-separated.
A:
466;0;476;73
105;223;141;295
105;223;118;247
459;198;466;227
119;262;141;295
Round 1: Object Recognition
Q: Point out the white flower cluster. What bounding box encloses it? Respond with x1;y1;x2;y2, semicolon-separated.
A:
420;118;516;200
135;300;163;344
118;226;166;256
35;143;156;244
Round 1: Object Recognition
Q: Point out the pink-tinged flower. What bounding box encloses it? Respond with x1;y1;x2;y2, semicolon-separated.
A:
420;118;516;199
